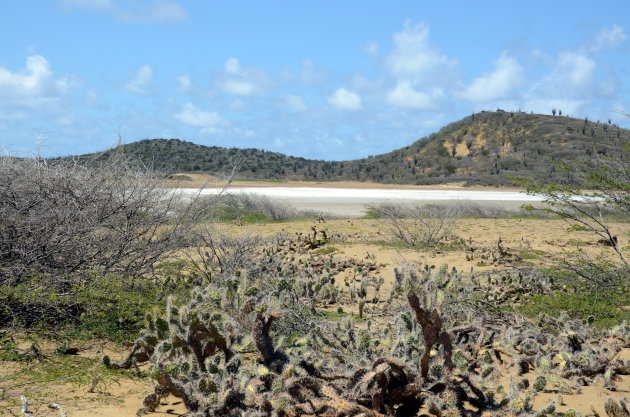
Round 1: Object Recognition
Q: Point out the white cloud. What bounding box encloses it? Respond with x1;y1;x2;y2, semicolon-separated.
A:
138;0;187;23
176;74;191;91
299;59;327;86
85;89;99;106
386;82;442;110
217;58;268;96
558;52;595;87
598;75;620;97
364;42;379;57
200;126;223;135
56;115;75;126
124;65;153;94
384;21;458;84
0;110;30;120
0;55;71;113
591;24;627;51
59;0;188;24
229;99;246;110
224;58;241;74
222;80;257;96
529;52;597;102
0;55;68;97
328;88;362;111
460;54;523;102
175;103;222;127
281;94;308;112
522;35;623;117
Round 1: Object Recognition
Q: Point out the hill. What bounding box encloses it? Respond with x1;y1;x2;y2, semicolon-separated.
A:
64;111;629;186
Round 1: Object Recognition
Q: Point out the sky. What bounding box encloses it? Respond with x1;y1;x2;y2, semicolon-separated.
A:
1;1;629;160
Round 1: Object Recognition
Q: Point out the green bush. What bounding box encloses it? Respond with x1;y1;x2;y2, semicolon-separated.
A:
0;274;189;340
517;288;630;328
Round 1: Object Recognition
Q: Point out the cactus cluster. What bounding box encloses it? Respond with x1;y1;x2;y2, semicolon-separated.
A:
106;232;629;417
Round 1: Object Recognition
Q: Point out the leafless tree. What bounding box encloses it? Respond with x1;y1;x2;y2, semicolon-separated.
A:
0;153;208;285
370;202;460;246
525;113;629;289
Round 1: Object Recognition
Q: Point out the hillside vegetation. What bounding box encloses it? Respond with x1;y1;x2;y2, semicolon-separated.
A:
64;111;629;186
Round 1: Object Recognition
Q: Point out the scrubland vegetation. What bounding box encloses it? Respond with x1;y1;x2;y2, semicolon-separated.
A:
67;111;630;187
1;127;629;417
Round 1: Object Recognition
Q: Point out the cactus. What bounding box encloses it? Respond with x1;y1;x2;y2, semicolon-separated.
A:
104;236;630;417
533;375;547;392
565;409;577;417
511;397;525;413
605;398;630;417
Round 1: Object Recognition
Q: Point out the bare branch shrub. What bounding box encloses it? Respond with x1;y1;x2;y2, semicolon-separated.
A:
370;202;460;246
525;125;629;289
193;192;314;223
0;153;207;327
188;226;265;276
0;155;196;279
231;192;296;221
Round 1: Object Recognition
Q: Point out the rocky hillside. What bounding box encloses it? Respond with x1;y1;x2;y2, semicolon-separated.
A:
63;111;629;186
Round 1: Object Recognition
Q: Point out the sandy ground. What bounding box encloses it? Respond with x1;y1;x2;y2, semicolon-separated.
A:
2;217;629;416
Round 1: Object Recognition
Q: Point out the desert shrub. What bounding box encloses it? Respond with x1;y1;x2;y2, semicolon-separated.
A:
524;121;629;291
0;154;206;330
187;228;265;276
0;274;174;339
231;192;296;221
369;202;460;246
450;202;514;218
194;192;317;223
518;288;630;328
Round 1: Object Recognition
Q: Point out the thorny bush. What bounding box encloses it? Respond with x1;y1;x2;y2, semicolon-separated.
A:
0;154;205;328
369;203;460;247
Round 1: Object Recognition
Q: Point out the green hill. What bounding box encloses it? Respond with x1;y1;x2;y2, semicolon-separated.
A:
64;110;629;186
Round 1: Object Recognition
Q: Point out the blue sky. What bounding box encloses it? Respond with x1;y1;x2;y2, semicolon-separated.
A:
1;1;629;160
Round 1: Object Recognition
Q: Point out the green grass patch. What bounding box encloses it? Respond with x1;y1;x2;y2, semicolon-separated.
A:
567;224;590;232
517;289;630;328
510;212;558;220
211;206;275;223
567;238;589;247
361;207;382;219
0;274;192;342
0;335;25;362
518;248;549;260
0;346;140;409
320;307;347;320
208;206;317;224
313;246;339;255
